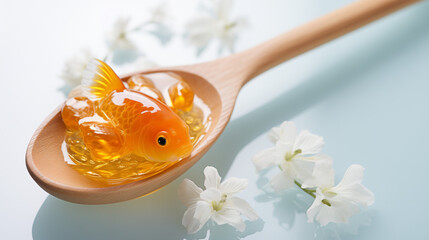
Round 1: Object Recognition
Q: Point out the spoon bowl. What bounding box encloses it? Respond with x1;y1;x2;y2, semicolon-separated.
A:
27;70;226;204
26;0;419;204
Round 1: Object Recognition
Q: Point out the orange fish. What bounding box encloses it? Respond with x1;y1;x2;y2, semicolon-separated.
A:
76;59;193;162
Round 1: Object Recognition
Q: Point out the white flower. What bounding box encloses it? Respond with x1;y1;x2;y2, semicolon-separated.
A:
60;49;93;88
178;166;258;234
106;17;136;51
307;164;375;226
252;121;329;191
142;3;174;45
147;3;170;25
184;0;247;55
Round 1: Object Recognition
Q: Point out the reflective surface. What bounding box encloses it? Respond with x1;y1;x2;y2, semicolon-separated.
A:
2;0;429;239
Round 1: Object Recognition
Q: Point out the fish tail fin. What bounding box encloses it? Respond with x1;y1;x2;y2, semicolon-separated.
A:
81;59;125;100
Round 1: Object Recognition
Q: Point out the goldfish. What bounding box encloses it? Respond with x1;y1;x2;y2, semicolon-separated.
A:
62;59;193;163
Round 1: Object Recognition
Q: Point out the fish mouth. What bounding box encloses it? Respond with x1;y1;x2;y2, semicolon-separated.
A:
176;144;193;159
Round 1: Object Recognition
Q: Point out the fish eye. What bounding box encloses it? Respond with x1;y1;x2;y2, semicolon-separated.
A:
158;136;167;146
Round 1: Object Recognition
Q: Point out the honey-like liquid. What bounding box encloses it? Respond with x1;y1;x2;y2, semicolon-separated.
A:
62;72;211;185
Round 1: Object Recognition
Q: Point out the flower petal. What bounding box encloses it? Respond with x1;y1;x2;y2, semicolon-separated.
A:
194;201;213;230
270;171;294;192
306;195;324;223
275;140;294;162
332;165;375;206
291;157;316;186
340;184;375;207
316;198;360;226
252;147;276;172
178;178;203;207
300;155;334;189
60;49;93;88
216;0;232;19
268;126;281;143
229;197;259;221
294;130;324;155
200;188;222;202
308;183;368;226
336;164;364;187
182;204;203;234
307;189;360;226
220;177;248;195
106;17;135;51
185;15;217;50
212;208;246;232
204;166;221;189
277;121;297;145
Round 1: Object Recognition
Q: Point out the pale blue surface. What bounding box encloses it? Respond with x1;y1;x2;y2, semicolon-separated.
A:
31;1;429;240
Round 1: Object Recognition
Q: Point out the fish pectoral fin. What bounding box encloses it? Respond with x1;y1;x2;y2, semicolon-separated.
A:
81;59;126;101
79;120;125;161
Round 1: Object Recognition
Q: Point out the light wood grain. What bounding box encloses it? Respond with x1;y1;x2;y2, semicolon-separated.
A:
26;0;420;204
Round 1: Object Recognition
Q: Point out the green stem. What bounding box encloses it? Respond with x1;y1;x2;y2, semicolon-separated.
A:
294;180;332;207
294;180;316;198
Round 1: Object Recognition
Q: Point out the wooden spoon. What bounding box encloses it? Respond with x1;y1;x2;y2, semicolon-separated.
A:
26;0;419;204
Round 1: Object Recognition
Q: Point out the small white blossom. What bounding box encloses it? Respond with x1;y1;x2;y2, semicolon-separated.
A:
307;164;375;226
60;49;93;88
252;121;329;191
147;3;170;25
142;3;174;45
106;17;136;51
178;166;258;234
184;0;247;55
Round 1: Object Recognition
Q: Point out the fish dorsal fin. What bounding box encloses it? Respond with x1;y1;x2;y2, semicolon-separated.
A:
82;59;125;100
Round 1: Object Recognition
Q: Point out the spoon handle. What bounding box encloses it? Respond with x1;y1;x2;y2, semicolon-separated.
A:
221;0;420;87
